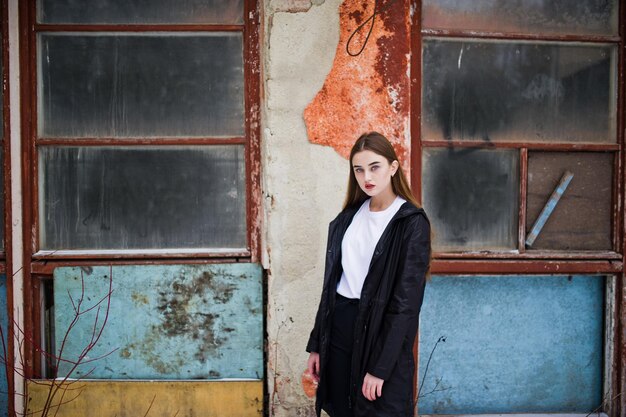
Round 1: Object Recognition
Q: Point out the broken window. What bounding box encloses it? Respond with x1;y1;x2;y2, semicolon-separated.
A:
420;27;619;256
526;152;613;251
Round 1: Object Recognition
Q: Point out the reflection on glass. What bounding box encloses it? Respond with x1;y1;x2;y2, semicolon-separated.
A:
422;39;616;143
526;152;612;251
422;148;519;251
38;0;244;24
39;146;246;250
423;0;618;36
39;33;244;138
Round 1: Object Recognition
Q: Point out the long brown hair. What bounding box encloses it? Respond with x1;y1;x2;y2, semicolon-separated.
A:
342;131;432;278
343;131;420;210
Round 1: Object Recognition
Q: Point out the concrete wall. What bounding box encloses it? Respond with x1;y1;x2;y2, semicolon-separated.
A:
263;1;346;415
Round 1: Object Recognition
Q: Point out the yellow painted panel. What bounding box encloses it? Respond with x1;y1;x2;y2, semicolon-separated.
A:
26;380;263;417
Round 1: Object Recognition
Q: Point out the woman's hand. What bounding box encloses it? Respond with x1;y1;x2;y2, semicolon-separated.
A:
307;352;320;381
362;372;384;401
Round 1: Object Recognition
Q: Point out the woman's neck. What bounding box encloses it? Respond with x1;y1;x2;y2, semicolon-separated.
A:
369;189;397;212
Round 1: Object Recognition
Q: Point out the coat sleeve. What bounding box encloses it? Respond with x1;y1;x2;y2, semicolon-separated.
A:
306;221;336;353
367;213;430;380
306;289;325;353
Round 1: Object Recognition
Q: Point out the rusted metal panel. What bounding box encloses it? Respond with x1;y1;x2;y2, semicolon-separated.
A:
26;380;263;417
53;264;263;380
418;275;604;413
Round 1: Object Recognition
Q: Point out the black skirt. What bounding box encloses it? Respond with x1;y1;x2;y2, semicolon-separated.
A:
325;292;359;417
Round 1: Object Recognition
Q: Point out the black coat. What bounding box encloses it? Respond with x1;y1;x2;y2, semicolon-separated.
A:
306;201;430;417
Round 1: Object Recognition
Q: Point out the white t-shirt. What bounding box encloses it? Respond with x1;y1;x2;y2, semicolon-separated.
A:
336;196;406;299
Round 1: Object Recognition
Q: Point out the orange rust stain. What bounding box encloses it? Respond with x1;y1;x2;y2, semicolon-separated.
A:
304;0;411;169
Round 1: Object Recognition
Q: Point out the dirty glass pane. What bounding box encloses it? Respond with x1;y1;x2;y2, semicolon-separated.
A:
526;152;613;251
39;146;246;250
423;0;618;36
39;33;244;138
422;39;617;143
422;148;518;252
37;0;243;24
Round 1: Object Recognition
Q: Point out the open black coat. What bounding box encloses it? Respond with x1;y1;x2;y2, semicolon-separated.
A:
306;201;430;417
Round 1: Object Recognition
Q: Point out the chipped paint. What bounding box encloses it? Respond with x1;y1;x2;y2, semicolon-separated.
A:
304;0;411;168
53;264;263;380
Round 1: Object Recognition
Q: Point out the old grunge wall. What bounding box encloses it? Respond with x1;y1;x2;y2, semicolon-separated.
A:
263;0;411;415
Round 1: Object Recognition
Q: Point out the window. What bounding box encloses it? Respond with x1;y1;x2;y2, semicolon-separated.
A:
29;0;260;260
418;0;620;259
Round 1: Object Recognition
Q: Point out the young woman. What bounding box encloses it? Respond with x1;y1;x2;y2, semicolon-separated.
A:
306;132;431;417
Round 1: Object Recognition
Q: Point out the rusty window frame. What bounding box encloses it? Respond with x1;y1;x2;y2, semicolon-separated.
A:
22;0;261;267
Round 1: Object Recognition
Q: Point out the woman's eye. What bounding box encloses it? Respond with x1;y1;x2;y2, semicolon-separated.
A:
354;168;363;173
371;165;378;171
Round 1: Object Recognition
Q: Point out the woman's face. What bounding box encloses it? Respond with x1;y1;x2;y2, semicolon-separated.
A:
351;150;399;198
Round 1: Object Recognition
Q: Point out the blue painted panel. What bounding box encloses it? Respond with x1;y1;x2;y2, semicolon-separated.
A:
418;275;603;413
54;264;263;380
0;275;7;417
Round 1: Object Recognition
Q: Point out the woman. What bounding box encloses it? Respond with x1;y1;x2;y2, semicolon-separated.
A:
306;132;431;417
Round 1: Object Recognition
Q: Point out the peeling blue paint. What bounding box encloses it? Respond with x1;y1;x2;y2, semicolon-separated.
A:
418;275;603;413
53;264;263;380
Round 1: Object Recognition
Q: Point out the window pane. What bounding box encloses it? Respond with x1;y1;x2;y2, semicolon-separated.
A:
526;152;613;250
423;0;618;36
422;148;519;251
39;146;246;250
39;33;244;138
38;0;243;24
422;39;617;143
